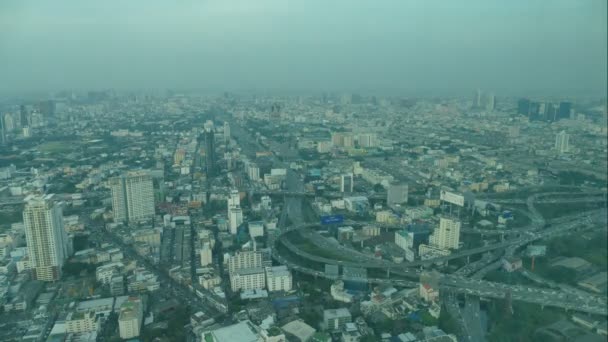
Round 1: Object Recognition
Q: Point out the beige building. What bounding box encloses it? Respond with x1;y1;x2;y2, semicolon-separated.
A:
118;297;143;339
23;195;69;281
429;216;461;250
109;171;155;223
66;311;99;333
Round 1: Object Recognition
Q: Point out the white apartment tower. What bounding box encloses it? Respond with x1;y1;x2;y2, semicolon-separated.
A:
23;194;69;281
228;250;262;273
555;130;569;154
429;216;461;250
109;171;155;223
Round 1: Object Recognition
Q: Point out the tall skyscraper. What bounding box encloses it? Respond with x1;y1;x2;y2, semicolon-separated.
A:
558;102;572;121
340;173;354;193
109;171;155;223
517;98;530;116
0;113;5;145
223;121;231;143
387;182;408;206
429;216;461;250
555;131;569;154
23;194;69;281
473;89;482;108
20;105;29;127
204;128;216;177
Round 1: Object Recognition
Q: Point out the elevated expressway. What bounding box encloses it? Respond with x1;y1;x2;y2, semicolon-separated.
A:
272;207;608;316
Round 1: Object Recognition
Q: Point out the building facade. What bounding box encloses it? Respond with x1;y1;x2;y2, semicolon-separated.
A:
23;195;69;281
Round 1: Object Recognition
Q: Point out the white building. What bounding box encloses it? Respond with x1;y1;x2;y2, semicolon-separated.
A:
118;297;143;339
109;171;155;223
23;195;69;281
555;130;570;154
247;163;260;181
228;206;243;235
230;267;266;291
265;265;292;292
200;242;213;267
429;216;461;250
227;250;262;273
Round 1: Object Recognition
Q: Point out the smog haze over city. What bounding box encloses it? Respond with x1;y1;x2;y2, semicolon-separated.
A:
0;1;607;342
0;0;607;96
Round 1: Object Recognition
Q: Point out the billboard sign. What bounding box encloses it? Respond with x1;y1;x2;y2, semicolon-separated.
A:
321;214;344;225
440;190;465;207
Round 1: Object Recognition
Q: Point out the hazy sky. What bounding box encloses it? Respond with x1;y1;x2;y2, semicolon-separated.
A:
0;0;606;96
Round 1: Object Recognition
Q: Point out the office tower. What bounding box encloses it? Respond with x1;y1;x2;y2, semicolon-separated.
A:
544;103;557;122
517;98;530;116
484;92;496;111
229;205;243;235
223;121;230;143
0;114;5;145
204;128;216;177
200;242;212;266
23;194;69;281
555;131;569;154
109;171;155;223
473;89;482;108
340;173;354;193
387;182;408;205
118;297;143;339
429;216;461;250
20;105;29;127
558;102;572;121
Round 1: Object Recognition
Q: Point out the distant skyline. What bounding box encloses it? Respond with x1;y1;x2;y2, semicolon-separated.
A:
0;0;606;97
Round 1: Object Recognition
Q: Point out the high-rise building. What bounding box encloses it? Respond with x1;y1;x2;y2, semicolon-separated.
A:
265;266;293;292
473;89;482;108
544;103;557;122
20;105;29;127
340;173;354;193
484;93;496;111
517;98;530;116
23;194;69;281
223;122;230;143
109;171;155;223
0;114;5;145
429;216;461;250
247;163;260;181
118;297;143;339
204;128;216;177
229;206;243;235
558;102;572;121
228;250;262;273
555;131;569;154
387;182;408;206
227;189;240;212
